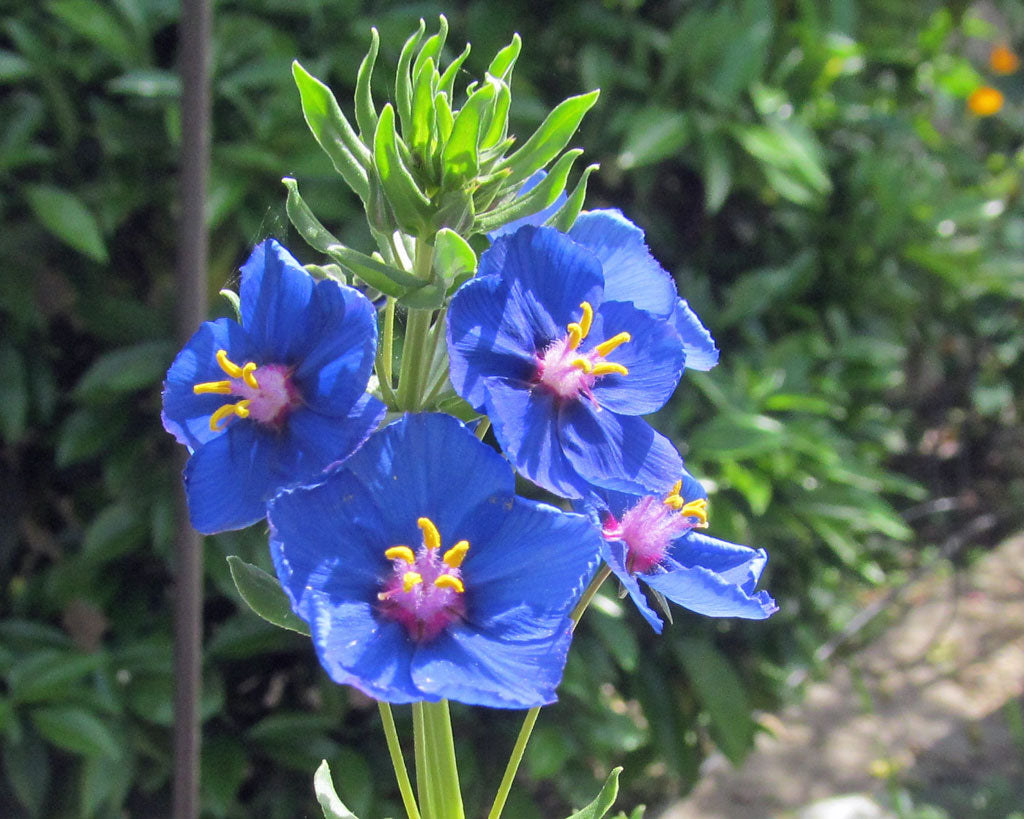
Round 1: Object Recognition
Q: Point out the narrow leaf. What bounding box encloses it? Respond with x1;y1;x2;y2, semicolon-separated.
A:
31;707;120;759
565;767;622;819
73;340;173;400
411;15;448;86
437;42;471;100
25;184;108;262
548;163;599;232
226;556;311;637
409;57;436;157
497;90;599;187
394;19;426;139
373;104;433;235
480;77;511;150
433;228;476;285
476;148;582;233
442;82;496;187
314;760;361;819
292;61;370;200
354;27;380;139
487;33;522;81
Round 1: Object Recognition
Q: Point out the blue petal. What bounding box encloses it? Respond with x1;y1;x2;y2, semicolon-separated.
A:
487;170;568;241
645;532;778;619
183;422;276;533
457;498;600;626
672;299;719;371
446;274;539;409
293;278;379;416
601;538;664;633
560;403;683;496
341;413;516;542
161;318;256;450
589;300;683;415
307;593;429;703
478;226;604;337
239;239;316;364
282;393;385;477
483;380;592;499
568;210;676;317
412;618;574;708
268;468;390;619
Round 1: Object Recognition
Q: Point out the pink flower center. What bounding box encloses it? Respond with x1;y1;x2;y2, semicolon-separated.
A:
193;350;302;431
377;517;468;642
534;301;631;400
601;482;708;574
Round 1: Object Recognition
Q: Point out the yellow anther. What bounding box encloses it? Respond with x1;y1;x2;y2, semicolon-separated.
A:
241;361;259;389
591;362;628;377
578;302;593;337
434;574;464;593
193;380;233;395
664;480;684;509
385;546;416;564
208;399;251;431
216;349;244;378
594;331;631;358
680;498;709;527
417;517;441;551
402;571;423;592
443;540;469;568
567;323;584;350
571;357;593;373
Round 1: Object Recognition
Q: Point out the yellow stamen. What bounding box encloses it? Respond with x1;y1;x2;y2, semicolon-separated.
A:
443;540;469;568
567;323;584;350
663;479;684;509
680;498;709;527
385;546;416;564
193;380;233;395
402;571;423;592
571;357;593;373
578;301;593;337
591;362;628;377
216;349;244;378
594;331;631;358
417;517;441;551
241;361;259;389
208;399;251;431
434;575;464;593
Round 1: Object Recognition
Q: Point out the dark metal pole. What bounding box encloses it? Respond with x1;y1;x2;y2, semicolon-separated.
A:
174;0;211;815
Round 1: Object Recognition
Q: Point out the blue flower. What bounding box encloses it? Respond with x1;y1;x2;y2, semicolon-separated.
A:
447;225;686;499
567;209;719;371
268;413;601;708
162;239;385;534
587;476;778;633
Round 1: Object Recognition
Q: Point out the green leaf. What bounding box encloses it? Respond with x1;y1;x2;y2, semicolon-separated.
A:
47;0;141;66
226;556;311;636
412;16;448;87
314;760;361;819
219;288;241;320
55;406;130;467
433;228;476;286
373;104;434;235
487;33;522;81
31;706;120;759
676;638;754;764
8;650;105;704
73;340;172;400
24;185;108;262
394;18;425;138
354;27;380;140
106;69;179;98
0;49;31;83
80;752;132;818
477;148;582;234
437;42;471;100
548;163;599;232
565;767;622;819
688;414;785;458
82;502;146;563
408;57;436;158
618;108;689;170
497;90;599;187
282;177;423;298
3;726;50;816
292;61;370;200
442;81;496;187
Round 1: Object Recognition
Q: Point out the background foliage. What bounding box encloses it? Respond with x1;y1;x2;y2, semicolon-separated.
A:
2;0;1023;816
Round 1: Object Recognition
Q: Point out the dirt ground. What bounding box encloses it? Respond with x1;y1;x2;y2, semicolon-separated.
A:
659;534;1024;819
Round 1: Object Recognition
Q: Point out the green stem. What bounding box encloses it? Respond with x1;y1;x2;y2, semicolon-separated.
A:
396;308;433;410
379;296;397;398
419;699;465;819
485;565;612;819
379;702;421;819
413;702;430;816
474;417;491;441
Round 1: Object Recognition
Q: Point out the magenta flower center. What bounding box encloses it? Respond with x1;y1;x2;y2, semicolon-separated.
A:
377;517;468;642
535;301;631;400
601;482;708;574
193;349;302;431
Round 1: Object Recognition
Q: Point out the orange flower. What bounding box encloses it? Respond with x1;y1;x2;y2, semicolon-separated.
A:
990;44;1020;75
967;86;1004;116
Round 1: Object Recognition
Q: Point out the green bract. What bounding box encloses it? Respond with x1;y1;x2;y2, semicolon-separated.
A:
286;16;599;301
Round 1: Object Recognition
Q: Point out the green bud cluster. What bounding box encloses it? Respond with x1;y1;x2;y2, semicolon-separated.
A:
283;16;599;307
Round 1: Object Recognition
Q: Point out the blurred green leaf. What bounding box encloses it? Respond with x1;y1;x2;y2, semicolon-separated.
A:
73;340;173;400
677;638;753;764
564;766;621;819
618;108;689;170
31;706;121;759
0;344;29;444
2;727;51;817
8;650;105;704
47;0;142;66
24;185;109;262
